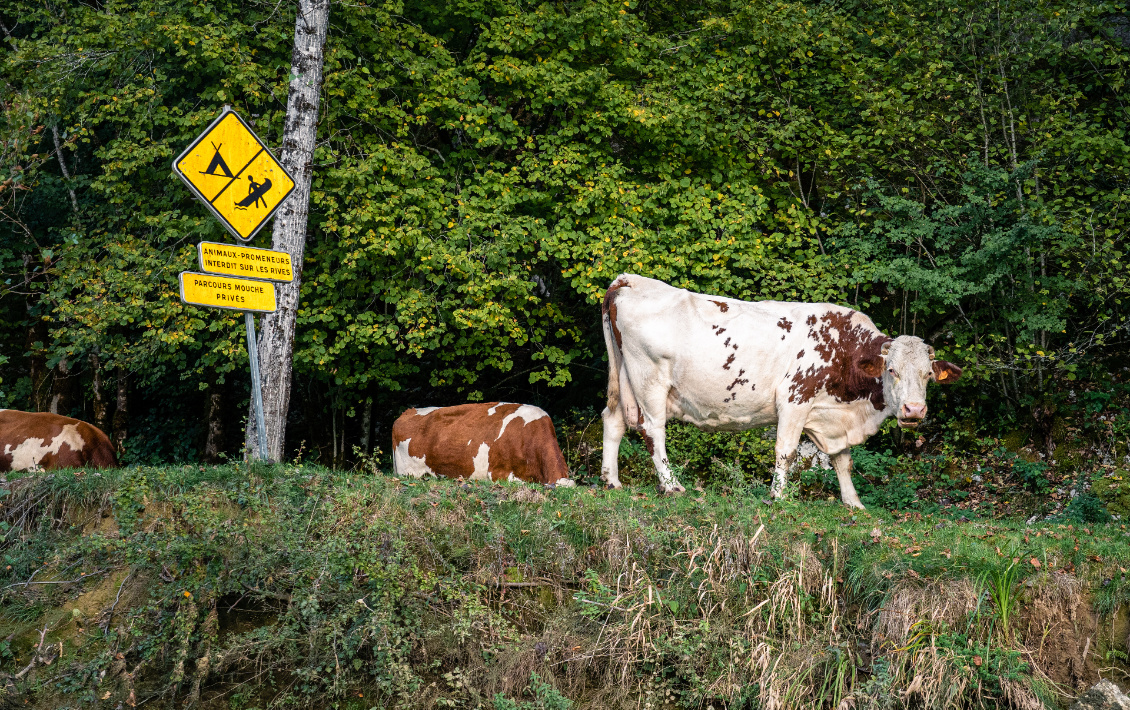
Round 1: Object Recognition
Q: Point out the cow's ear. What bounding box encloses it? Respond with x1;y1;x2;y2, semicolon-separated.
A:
880;340;893;356
932;360;962;383
858;356;885;378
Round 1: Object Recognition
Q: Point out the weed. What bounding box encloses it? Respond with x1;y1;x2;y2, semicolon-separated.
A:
981;558;1021;638
493;673;572;710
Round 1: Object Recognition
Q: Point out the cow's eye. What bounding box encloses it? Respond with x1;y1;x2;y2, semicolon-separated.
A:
887;368;896;377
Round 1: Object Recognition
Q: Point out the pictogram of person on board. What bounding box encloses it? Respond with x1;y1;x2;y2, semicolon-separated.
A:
236;174;272;210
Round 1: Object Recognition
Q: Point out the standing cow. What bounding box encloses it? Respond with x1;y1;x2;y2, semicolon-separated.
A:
600;274;962;508
0;410;117;472
392;402;575;486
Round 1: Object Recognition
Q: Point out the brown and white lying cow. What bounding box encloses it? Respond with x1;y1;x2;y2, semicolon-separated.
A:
0;410;117;472
392;402;575;486
600;274;962;508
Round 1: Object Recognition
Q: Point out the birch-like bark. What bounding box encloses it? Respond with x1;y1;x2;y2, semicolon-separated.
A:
245;0;330;462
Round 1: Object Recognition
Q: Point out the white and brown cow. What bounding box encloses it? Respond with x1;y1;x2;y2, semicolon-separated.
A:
392;402;575;486
600;274;962;508
0;410;117;472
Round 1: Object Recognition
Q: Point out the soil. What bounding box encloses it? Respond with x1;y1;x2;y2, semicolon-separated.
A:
1017;572;1100;693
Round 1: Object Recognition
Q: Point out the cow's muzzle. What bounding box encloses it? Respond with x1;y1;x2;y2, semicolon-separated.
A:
898;402;927;429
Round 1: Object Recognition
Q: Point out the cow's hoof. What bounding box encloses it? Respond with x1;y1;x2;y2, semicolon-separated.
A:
602;480;622;490
657;483;685;496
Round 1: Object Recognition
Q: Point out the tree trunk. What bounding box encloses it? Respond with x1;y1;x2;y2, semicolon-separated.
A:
26;320;49;412
245;0;330;463
48;357;74;416
203;380;224;463
90;350;110;432
360;396;372;455
112;368;128;453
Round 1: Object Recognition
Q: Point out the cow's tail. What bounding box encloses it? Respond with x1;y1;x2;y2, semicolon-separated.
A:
601;282;624;412
601;275;640;427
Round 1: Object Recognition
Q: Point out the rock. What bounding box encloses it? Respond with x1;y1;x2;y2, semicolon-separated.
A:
1069;680;1130;710
790;440;832;473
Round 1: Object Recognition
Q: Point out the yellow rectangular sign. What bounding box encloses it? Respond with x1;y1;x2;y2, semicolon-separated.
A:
179;272;277;313
173;108;296;242
197;241;294;282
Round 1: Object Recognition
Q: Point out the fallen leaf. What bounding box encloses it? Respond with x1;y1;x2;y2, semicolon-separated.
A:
1030;558;1041;569
972;655;982;667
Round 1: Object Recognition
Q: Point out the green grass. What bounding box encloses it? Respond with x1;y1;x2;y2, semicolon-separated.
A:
0;463;1127;709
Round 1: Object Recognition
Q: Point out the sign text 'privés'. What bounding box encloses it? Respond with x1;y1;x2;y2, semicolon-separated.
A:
179;272;277;313
197;241;293;282
173;109;296;242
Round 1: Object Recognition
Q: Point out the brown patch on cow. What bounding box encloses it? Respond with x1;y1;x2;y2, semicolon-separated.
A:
712;325;726;335
602;277;631;350
640;428;656;455
723;337;731;347
723;353;735;370
726;370;747;390
777;317;793;332
710;300;729;312
788;311;891;410
391;403;570;485
796;350;805;359
724;370;750;402
0;411;117;472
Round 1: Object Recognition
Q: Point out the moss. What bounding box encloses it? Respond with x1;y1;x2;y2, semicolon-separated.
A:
1001;429;1027;452
1092;470;1130;518
1050;415;1069;449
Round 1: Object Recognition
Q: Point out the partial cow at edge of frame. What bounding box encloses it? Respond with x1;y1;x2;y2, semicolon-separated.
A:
0;410;118;472
599;273;962;508
391;402;576;487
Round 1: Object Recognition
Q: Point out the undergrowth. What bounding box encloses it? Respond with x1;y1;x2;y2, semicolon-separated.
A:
0;464;1126;709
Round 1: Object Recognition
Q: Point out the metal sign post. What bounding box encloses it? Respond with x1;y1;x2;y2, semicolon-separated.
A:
245;313;269;461
173;107;298;463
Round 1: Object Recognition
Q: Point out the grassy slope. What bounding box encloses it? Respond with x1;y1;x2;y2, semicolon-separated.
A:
0;463;1127;709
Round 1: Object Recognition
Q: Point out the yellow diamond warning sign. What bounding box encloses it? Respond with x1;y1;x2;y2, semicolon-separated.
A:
179;272;277;313
197;242;294;282
173;109;295;242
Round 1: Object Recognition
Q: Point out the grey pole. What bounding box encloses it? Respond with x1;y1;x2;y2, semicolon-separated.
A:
245;312;268;461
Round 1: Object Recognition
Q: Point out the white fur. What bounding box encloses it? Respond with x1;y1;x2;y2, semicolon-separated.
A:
469;442;493;481
496;404;548;440
392;437;434;479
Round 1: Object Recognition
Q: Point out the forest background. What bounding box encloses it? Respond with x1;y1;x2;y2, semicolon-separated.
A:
1;0;1128;477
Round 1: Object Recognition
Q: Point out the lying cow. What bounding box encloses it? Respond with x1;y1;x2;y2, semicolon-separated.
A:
600;274;962;508
0;410;117;472
392;402;575;486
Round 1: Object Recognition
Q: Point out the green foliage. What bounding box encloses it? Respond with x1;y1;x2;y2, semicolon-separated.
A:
492;673;572;710
0;0;1126;462
853;448;924;511
1063;491;1113;524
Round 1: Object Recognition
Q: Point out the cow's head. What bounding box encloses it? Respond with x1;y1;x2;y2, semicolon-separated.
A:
859;336;962;429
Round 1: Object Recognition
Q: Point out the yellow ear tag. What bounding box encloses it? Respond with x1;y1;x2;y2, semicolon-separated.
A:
937;370;947;381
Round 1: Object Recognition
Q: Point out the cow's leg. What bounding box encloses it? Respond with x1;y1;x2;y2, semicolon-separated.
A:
831;451;865;510
600;405;627;488
642;415;683;495
770;417;805;499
